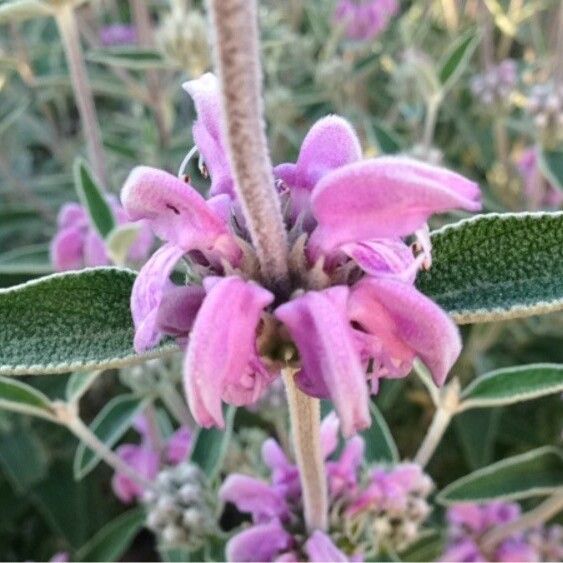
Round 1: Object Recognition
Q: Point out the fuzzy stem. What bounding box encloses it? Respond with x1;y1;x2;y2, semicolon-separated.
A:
283;369;328;532
55;2;107;185
422;95;441;153
481;491;563;553
414;379;460;467
208;0;289;288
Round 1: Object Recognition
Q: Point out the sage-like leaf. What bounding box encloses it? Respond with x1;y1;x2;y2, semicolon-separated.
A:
459;364;563;411
73;394;146;479
0;376;55;419
361;402;399;463
438;29;480;92
437;446;563;504
539;147;563;191
74;158;115;238
0;268;178;376
65;371;101;403
86;47;166;70
416;212;563;323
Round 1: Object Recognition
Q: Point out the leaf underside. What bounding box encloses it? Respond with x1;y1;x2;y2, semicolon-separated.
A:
417;212;563;323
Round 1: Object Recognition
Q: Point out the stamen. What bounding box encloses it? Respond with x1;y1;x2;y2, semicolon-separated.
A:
177;145;199;178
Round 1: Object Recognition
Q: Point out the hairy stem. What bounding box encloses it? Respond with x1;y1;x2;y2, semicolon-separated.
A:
283;369;328;532
55;3;107;185
414;379;460;467
481;490;563;553
208;0;289;288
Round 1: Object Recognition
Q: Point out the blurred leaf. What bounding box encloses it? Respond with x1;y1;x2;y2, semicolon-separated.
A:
0;268;178;376
76;507;145;562
371;121;402;154
162;547;205;562
0;244;52;276
455;409;500;470
437;446;563;504
361;403;399;463
0;0;51;24
0;376;54;418
0;101;31;138
438;29;480;92
106;224;142;266
539;147;563;191
86;47;166;69
416;213;563;324
65;371;101;403
400;531;445;562
74;394;146;479
0;419;49;492
190;406;235;480
73;158;115;238
460;364;563;410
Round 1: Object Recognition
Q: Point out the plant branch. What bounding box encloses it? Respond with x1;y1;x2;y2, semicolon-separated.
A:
283;368;328;532
208;0;289;289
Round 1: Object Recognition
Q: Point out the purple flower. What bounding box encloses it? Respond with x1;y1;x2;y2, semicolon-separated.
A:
111;415;192;504
99;24;137;47
122;73;481;436
50;198;154;271
470;59;517;106
333;0;399;41
517;147;563;210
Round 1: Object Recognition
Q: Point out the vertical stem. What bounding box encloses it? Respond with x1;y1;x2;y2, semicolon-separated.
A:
130;0;170;148
55;3;107;185
555;2;563;87
208;0;289;288
479;0;494;69
422;96;440;153
283;369;328;532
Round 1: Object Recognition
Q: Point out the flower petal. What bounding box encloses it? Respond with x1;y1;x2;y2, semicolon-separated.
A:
220;474;288;521
57;202;87;229
225;519;293;562
183;276;274;428
83;230;110;267
304;531;354;562
182;73;234;197
111;444;159;503
320;412;340;458
155;285;206;337
131;243;186;352
165;426;192;465
121;166;240;263
349;278;461;385
275;287;370;437
309;157;481;255
50;226;84;271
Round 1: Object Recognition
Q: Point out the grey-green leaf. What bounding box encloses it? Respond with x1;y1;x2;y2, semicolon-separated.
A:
361;402;399;463
76;508;146;562
0;0;51;23
74;158;115;238
0;268;178;376
0;376;54;418
460;364;563;410
74;394;146;479
539;147;563;191
437;446;563;504
190;406;236;479
416;213;563;323
438;30;480;91
86;47;166;70
65;371;101;403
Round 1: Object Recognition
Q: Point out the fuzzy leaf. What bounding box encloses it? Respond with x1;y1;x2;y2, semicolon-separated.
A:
437;446;563;504
539;147;563;191
190;406;235;480
0;268;178;376
416;213;563;323
74;158;115;238
460;364;563;410
0;376;55;418
361;402;399;463
74;394;146;479
86;47;166;70
0;0;51;23
438;30;480;92
76;508;145;562
65;371;101;403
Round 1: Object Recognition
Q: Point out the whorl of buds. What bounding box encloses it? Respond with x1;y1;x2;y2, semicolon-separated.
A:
470;60;517;106
526;82;563;138
143;463;218;549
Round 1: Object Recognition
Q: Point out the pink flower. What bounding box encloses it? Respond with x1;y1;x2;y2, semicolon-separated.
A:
122;73;481;437
50;198;154;271
99;24;137;47
333;0;399;41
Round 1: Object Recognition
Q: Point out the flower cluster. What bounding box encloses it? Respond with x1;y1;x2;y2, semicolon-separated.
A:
112;414;191;504
470;60;517;107
50;198;153;271
121;72;480;437
99;24;137;47
333;0;399;41
517;147;563;210
220;413;433;561
526;82;563;132
440;501;563;562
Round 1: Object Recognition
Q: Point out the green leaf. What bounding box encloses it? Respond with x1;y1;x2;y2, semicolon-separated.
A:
438;30;480;91
76;508;145;562
65;371;101;403
460;364;563;410
455;409;500;470
416;213;563;323
362;402;399;463
437;446;563;504
0;0;51;23
74;394;146;479
74;158;115;238
400;531;445;562
372;121;402;154
86;47;166;70
539;147;563;191
106;224;142;266
0;376;55;418
0;268;178;376
190;406;236;479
